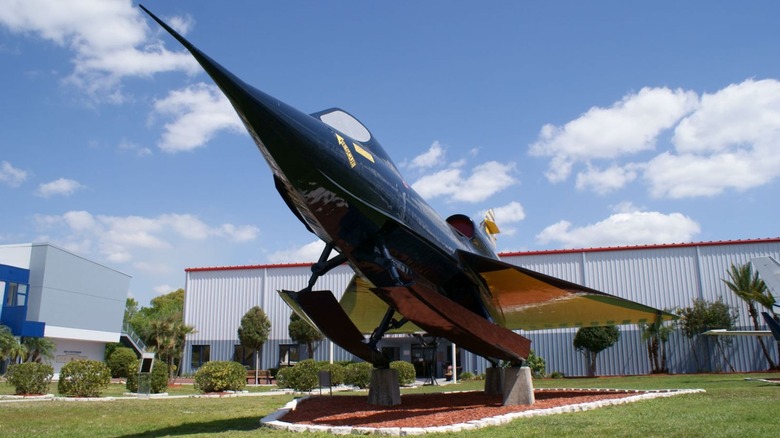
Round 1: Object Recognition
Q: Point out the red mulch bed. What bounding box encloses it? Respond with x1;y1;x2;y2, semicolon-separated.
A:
281;390;636;428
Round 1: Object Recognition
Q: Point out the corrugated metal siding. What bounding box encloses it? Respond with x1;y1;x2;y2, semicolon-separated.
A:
183;240;780;376
182;264;355;374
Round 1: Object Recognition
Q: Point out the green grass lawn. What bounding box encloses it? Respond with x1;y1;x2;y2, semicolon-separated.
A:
0;373;777;437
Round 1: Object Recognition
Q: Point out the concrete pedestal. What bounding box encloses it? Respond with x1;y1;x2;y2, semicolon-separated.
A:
504;367;535;406
502;366;534;406
367;368;401;406
484;367;503;396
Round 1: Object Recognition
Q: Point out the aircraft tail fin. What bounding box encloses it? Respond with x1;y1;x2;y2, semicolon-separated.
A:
762;312;780;341
480;209;500;247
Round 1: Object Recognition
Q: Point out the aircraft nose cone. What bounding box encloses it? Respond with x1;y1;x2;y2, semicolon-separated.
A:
141;5;317;168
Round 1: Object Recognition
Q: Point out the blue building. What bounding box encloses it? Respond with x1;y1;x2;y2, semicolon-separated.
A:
0;243;131;377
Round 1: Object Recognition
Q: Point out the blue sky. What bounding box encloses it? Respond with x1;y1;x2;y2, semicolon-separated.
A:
2;0;779;306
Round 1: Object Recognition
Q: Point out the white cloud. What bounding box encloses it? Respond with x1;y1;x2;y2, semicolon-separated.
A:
0;161;28;187
35;178;85;198
530;87;698;183
153;284;176;296
268;240;326;264
33;210;259;263
489;201;526;224
576;163;640;195
531;79;780;199
118;139;152;157
412;161;517;203
410;141;445;169
646;79;780;198
152;83;244;152
535;207;700;248
0;0;198;101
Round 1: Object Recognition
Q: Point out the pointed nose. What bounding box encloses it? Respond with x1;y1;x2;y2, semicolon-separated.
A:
141;5;321;172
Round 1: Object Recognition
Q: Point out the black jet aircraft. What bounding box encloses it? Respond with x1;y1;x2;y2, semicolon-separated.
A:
142;6;675;367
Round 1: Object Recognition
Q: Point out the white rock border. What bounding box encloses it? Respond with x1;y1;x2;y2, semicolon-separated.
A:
260;388;706;435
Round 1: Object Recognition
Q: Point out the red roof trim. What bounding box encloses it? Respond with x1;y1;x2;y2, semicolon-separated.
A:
185;237;780;273
185;262;314;273
499;237;780;257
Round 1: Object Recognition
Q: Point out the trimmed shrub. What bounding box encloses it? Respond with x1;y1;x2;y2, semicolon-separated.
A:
275;359;319;392
318;361;346;386
344;362;372;389
390;361;415;386
6;362;53;395
126;360;170;394
58;360;111;397
193;361;246;393
526;350;547;378
103;342;123;361
458;371;475;381
550;371;565;379
107;347;138;378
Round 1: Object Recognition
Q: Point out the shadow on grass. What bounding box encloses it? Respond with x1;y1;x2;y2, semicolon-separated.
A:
116;416;263;437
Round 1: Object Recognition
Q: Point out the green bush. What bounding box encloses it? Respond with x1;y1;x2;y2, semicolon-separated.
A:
317;361;346;386
344;362;373;389
103;342;123;361
57;360;111;397
550;371;565;379
458;371;474;380
126;360;170;394
193;361;246;393
390;361;416;386
107;347;138;378
6;362;53;395
275;359;319;391
526;350;547;378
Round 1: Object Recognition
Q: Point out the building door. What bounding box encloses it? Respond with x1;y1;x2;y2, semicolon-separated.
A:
410;344;436;378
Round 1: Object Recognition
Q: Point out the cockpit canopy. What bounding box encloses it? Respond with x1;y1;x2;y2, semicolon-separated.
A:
314;108;371;142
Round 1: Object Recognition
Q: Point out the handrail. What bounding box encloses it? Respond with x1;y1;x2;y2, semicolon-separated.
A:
122;322;147;353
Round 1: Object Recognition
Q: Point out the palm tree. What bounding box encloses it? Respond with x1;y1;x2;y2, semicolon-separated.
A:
639;313;675;374
148;315;195;377
21;337;56;363
723;263;777;369
749;272;779;361
0;326;27;370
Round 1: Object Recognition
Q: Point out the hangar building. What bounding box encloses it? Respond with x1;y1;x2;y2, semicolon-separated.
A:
181;238;780;378
0;243;131;377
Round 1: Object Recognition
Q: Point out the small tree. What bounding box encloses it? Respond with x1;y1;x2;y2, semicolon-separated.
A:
639;315;676;374
129;289;194;376
288;313;323;359
723;263;777;369
677;298;739;372
237;306;271;384
573;325;621;377
21;337;56;363
0;325;26;366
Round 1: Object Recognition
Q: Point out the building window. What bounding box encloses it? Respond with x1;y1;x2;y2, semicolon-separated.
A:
4;282;27;307
233;345;254;368
278;344;299;368
191;344;210;370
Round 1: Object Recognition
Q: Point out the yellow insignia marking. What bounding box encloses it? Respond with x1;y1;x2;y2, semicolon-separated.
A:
335;133;356;168
352;142;375;163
